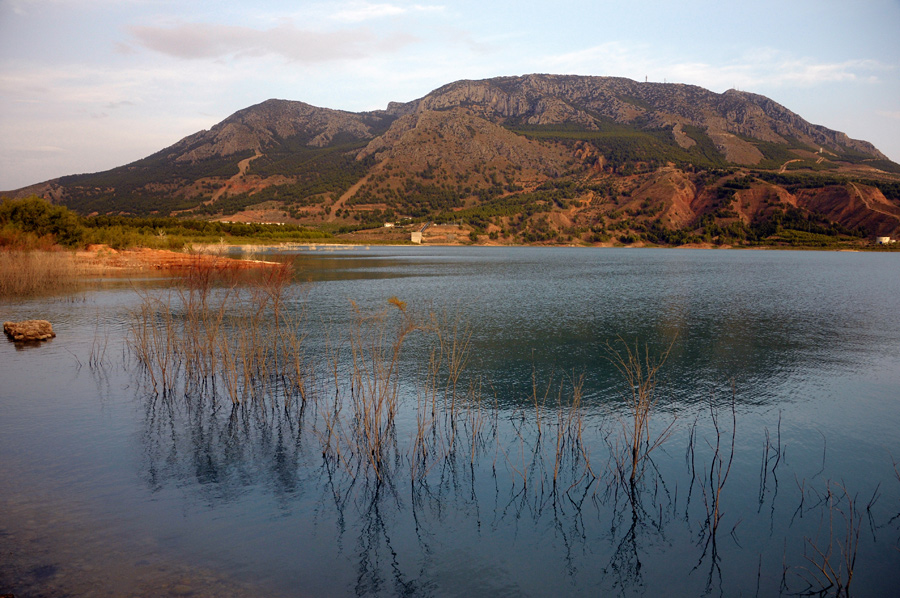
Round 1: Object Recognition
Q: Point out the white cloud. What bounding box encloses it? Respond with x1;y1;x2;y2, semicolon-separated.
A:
129;22;418;62
877;110;900;121
5;0;150;14
29;145;67;153
329;2;445;23
542;43;892;92
331;2;406;22
0;63;148;106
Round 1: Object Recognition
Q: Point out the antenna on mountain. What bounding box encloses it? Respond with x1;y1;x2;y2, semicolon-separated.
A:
645;76;647;83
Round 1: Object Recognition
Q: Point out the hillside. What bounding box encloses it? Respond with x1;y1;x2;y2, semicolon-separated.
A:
8;74;900;245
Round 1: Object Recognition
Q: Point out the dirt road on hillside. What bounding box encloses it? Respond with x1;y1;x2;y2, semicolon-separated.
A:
212;150;263;201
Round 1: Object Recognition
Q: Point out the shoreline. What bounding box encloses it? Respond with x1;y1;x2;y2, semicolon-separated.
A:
74;244;284;274
187;240;886;253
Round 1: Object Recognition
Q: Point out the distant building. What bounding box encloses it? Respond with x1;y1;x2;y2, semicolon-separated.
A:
384;222;395;228
411;232;423;244
876;236;895;245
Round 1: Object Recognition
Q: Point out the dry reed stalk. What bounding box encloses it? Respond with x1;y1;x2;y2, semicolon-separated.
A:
128;291;180;395
530;362;555;440
412;381;440;479
127;260;308;406
218;328;241;405
428;308;473;421
0;249;81;297
606;337;677;485
315;334;356;476
465;381;487;465
88;314;110;370
346;297;417;479
551;372;593;488
413;306;475;467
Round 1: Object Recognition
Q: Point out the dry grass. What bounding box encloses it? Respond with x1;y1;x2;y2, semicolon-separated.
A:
0;249;81;297
606;337;677;485
128;276;700;509
346;297;418;479
128;261;304;403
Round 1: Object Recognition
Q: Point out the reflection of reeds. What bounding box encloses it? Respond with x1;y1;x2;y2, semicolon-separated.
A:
125;293;900;596
701;388;736;541
691;388;738;592
788;481;866;597
89;314;110;370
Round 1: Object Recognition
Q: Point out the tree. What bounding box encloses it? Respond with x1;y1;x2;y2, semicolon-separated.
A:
0;196;84;247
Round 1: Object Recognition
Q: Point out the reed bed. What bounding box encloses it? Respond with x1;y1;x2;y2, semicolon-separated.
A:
128;261;304;403
126;277;679;499
125;275;896;594
0;249;81;297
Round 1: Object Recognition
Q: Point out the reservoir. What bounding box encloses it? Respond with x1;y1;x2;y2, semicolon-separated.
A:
2;246;899;596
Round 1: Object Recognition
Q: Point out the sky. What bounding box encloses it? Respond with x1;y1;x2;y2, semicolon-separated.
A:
1;0;899;190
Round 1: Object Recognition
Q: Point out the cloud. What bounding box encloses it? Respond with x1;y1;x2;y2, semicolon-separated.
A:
330;2;405;22
0;64;145;105
330;2;445;23
28;145;67;154
5;0;143;14
114;42;138;55
542;43;892;91
128;22;418;62
877;110;900;121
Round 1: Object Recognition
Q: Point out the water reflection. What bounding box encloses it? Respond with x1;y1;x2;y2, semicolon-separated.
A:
4;247;900;596
141;392;311;503
129;355;900;596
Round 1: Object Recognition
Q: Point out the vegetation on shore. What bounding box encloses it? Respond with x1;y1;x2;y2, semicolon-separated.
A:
0;196;333;252
0;191;895;300
0;195;332;297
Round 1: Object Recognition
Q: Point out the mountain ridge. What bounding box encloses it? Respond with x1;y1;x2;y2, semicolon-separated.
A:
6;74;900;243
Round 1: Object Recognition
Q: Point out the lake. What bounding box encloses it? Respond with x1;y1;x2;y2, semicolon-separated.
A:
2;246;899;597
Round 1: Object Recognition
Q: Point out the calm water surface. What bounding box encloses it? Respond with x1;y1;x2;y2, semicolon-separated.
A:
2;247;899;596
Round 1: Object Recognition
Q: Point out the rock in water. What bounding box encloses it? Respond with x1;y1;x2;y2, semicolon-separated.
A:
4;320;56;342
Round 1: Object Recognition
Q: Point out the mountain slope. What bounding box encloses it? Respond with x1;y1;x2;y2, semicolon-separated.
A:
166;99;394;162
7;74;900;242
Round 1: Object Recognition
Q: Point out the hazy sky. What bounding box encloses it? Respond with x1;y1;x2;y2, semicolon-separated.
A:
1;0;898;190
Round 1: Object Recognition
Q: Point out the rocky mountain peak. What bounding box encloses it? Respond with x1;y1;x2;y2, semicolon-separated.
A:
164;98;391;163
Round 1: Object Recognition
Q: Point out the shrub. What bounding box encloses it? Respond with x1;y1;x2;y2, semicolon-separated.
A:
0;196;84;247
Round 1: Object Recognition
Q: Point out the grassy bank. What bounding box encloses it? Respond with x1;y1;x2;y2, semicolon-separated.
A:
0;249;81;298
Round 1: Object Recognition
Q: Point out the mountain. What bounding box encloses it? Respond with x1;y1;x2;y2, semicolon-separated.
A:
9;74;900;243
